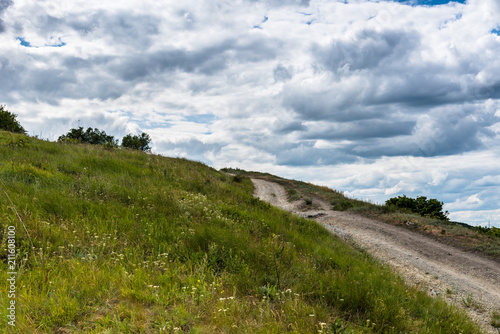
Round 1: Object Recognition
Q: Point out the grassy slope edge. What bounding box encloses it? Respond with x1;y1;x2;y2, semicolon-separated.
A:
224;169;500;262
0;131;482;333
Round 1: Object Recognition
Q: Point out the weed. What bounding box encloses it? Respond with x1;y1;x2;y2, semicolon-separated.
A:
463;295;473;308
491;310;500;328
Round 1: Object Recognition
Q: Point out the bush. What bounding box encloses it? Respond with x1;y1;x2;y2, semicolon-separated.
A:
0;105;27;134
475;226;500;239
386;195;448;221
121;132;151;152
58;127;118;147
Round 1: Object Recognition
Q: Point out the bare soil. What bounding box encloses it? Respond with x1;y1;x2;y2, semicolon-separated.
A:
252;178;500;333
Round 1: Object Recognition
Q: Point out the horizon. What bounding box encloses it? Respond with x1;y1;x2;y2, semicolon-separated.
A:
1;0;499;227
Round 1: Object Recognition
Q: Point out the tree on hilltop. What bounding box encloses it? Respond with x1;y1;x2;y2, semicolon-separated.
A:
386;195;449;221
0;105;27;134
121;132;152;152
58;127;118;147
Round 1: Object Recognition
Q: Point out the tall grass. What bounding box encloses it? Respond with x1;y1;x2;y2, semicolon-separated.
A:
0;131;482;333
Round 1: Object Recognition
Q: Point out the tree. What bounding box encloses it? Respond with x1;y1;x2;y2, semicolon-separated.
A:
121;132;152;152
385;195;449;221
0;105;27;134
58;127;118;147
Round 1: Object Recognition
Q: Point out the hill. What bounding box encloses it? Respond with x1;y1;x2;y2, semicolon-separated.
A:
0;131;483;333
223;169;500;262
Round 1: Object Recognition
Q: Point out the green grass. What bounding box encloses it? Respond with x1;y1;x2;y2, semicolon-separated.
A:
492;310;500;328
0;131;483;333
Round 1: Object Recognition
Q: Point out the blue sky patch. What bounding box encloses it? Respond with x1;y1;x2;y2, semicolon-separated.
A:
254;16;268;29
393;0;466;5
492;27;500;36
17;37;66;48
46;37;66;47
185;114;217;124
17;37;33;47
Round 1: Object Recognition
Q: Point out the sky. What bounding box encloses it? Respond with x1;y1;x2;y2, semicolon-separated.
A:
1;0;499;227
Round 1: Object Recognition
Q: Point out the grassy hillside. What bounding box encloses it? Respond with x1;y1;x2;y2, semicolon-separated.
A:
0;131;482;333
225;169;500;262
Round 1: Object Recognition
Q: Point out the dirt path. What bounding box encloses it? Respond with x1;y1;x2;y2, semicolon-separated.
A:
252;178;500;333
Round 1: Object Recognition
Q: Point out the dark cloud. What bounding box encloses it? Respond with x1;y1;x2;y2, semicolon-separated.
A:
347;107;499;159
0;0;13;33
112;37;278;81
273;142;359;166
300;119;416;140
101;12;160;49
273;64;292;82
0;57;21;102
67;12;101;35
282;88;388;122
273;120;305;133
314;29;419;73
368;72;465;107
15;10;160;49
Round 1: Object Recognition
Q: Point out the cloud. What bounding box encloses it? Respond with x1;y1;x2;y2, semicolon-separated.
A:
314;29;419;73
0;0;13;33
273;64;292;82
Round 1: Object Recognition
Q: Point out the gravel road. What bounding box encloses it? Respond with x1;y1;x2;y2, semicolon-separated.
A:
251;178;500;333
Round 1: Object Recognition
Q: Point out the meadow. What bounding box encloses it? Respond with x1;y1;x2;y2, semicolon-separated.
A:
0;130;483;333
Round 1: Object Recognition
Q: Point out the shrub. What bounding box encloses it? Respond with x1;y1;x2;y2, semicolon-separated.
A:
232;174;245;183
386;195;448;221
0;105;27;134
121;132;152;152
475;226;500;239
58;127;118;147
331;199;353;211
